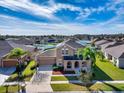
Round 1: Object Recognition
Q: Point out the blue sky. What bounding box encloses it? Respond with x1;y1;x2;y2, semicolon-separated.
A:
0;0;124;35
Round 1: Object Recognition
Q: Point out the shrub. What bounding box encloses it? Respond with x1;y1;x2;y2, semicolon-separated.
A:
53;66;64;71
7;48;26;58
30;64;37;70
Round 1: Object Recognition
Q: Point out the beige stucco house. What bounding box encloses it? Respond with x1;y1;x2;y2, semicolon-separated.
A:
94;39;124;68
38;39;91;72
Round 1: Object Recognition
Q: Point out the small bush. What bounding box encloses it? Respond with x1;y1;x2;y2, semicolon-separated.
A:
30;64;37;70
53;66;64;71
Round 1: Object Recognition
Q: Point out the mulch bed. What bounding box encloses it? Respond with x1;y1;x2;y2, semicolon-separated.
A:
52;70;75;75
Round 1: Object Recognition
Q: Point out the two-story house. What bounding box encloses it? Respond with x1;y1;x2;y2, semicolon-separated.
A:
38;39;91;72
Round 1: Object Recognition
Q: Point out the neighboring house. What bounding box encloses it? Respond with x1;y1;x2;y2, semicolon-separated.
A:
0;40;13;67
100;41;116;52
95;39;124;68
7;38;34;45
104;44;124;68
38;39;91;72
94;40;110;49
0;40;35;67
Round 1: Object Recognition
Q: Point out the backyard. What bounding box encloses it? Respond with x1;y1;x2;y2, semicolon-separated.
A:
93;57;124;80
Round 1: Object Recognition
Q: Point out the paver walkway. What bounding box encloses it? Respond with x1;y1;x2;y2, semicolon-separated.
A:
26;65;53;93
52;74;80;76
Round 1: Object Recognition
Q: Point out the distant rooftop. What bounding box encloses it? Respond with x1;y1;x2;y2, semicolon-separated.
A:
95;40;110;46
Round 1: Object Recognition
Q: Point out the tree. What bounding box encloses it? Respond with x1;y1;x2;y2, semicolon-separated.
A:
97;51;104;61
8;48;26;58
78;47;96;67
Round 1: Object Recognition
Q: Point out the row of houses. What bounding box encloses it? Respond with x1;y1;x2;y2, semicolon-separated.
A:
95;40;124;68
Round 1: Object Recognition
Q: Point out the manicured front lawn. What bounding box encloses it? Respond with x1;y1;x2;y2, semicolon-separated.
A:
90;83;124;91
0;85;19;93
51;76;78;81
22;60;36;77
51;84;87;91
93;57;124;80
51;83;124;91
7;60;36;82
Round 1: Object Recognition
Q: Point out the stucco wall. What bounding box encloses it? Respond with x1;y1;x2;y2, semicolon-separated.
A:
56;44;76;66
117;58;124;68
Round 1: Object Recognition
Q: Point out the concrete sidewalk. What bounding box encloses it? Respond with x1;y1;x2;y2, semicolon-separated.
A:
51;80;124;84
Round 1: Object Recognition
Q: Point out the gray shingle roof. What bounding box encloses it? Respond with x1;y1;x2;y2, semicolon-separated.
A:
8;38;33;45
40;49;56;57
95;40;109;46
0;40;13;57
101;41;116;51
105;44;124;58
7;41;35;52
56;39;84;49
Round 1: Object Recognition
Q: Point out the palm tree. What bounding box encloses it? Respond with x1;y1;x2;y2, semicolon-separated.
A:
78;47;96;67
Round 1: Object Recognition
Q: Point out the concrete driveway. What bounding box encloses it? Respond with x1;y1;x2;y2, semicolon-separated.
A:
0;67;16;85
26;65;53;93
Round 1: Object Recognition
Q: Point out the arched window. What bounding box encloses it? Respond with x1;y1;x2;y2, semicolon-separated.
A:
67;61;72;68
75;61;79;68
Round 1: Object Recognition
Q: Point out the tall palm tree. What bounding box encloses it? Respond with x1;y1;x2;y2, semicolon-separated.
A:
78;47;96;67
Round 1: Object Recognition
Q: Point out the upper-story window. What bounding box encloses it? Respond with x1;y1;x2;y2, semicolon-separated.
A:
61;48;69;55
62;49;64;54
65;49;69;55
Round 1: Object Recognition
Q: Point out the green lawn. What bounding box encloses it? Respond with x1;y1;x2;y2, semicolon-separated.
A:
7;60;36;82
0;85;19;93
93;57;124;80
22;60;36;76
51;76;78;81
90;83;124;91
51;83;124;91
51;84;87;91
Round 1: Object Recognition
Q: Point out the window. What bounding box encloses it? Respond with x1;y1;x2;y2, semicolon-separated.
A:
59;63;62;66
65;49;68;55
67;61;72;68
62;49;64;54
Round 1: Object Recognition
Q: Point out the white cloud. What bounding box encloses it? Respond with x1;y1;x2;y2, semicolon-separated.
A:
0;14;123;35
0;0;82;21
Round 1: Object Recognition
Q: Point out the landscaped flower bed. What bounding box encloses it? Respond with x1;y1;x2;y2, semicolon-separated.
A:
52;70;75;75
